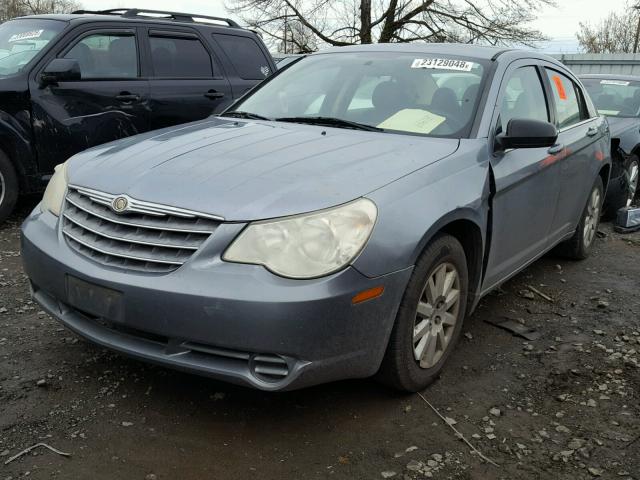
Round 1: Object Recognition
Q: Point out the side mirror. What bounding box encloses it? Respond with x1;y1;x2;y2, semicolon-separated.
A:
496;118;558;150
39;58;81;87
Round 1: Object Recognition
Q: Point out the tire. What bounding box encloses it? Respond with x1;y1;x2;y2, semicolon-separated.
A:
607;155;639;214
558;176;604;260
377;234;468;392
0;151;18;223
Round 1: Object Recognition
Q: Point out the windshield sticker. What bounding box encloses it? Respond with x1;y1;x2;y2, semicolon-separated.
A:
600;79;630;86
551;75;567;100
8;29;44;42
377;109;446;134
411;58;474;71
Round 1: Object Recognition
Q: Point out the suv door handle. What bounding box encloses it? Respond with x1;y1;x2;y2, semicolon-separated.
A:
204;90;225;99
548;144;565;155
115;92;140;103
586;126;599;137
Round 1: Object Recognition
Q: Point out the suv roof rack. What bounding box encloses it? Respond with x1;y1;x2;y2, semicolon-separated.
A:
71;8;240;27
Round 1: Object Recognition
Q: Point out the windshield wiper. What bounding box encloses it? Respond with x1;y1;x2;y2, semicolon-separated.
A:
275;116;384;132
219;111;271;121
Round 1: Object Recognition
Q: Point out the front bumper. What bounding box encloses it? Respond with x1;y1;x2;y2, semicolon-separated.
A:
21;206;412;391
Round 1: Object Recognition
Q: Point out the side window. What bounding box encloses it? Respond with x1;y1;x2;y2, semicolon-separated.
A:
213;34;271;80
64;33;137;79
149;35;213;78
498;66;548;133
545;69;583;129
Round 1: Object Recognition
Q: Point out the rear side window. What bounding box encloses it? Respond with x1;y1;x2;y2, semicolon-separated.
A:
213;34;271;80
149;35;213;77
498;66;548;133
64;33;138;79
545;69;584;129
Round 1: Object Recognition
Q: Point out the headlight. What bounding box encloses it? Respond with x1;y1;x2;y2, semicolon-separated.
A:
41;162;68;216
223;198;377;279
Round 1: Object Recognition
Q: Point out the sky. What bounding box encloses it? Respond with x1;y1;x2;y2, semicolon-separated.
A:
78;0;627;53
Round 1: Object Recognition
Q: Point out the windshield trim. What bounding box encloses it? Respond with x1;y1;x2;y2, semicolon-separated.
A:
224;51;490;140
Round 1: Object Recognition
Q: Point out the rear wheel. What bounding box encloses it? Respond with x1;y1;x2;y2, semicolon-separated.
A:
558;176;603;260
0;151;18;223
377;234;468;392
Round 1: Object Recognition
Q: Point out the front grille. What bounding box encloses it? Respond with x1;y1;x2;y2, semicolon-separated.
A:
62;186;221;273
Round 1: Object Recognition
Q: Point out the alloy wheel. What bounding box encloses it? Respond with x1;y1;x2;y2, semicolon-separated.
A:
583;187;601;249
626;160;639;207
412;262;460;369
0;169;5;208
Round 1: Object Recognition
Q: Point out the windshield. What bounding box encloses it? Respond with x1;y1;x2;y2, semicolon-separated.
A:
582;78;640;117
229;52;487;137
0;19;65;77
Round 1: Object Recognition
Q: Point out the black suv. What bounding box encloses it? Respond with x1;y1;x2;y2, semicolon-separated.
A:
0;8;275;221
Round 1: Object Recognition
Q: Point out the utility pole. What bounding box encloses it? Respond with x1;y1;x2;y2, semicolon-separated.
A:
634;3;640;53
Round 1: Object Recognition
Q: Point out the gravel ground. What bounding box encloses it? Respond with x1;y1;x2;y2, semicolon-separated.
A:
1;197;639;480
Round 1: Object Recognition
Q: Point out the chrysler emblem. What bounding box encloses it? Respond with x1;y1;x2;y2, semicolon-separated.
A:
112;196;128;213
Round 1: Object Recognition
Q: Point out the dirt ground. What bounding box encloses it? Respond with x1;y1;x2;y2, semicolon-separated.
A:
1;197;639;480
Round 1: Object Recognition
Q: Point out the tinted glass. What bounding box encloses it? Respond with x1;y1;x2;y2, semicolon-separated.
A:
231;52;487;138
0;19;65;76
582;78;640;117
545;69;582;129
64;33;137;79
499;66;548;133
213;34;271;80
149;36;213;77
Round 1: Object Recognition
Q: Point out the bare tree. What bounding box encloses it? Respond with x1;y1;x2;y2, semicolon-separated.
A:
0;0;80;22
577;2;640;54
226;0;555;52
279;18;318;52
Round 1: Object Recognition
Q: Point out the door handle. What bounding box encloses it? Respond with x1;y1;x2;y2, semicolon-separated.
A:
204;90;225;100
115;93;140;102
547;144;565;155
586;126;598;137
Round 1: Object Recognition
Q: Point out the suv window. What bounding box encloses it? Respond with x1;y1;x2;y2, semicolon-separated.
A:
213;34;271;80
149;35;213;78
64;33;137;79
499;66;548;133
545;69;583;129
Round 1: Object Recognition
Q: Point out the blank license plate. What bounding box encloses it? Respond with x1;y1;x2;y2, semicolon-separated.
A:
66;275;124;322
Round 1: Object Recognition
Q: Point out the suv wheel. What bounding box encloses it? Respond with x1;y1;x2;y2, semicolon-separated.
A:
558;176;604;260
0;151;18;223
377;234;468;392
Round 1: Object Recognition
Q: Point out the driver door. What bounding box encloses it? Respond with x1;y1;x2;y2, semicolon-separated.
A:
29;27;149;175
482;62;562;290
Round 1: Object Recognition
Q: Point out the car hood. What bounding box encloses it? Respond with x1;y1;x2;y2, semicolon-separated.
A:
68;118;460;221
606;116;639;137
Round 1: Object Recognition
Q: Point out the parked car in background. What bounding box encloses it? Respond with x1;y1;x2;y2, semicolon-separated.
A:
0;8;275;222
581;74;640;212
22;44;610;392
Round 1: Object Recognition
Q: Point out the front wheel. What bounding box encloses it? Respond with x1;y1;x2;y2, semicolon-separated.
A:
377;234;468;392
558;176;604;260
0;151;18;223
607;155;639;214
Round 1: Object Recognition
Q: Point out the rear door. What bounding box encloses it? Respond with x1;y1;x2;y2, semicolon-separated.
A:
30;26;149;174
143;27;233;130
541;66;606;242
483;61;562;290
210;33;273;99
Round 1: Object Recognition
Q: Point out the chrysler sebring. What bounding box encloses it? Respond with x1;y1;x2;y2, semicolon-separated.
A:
22;44;610;391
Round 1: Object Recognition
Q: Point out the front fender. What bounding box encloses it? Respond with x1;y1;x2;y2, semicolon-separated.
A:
0;109;37;189
355;140;490;279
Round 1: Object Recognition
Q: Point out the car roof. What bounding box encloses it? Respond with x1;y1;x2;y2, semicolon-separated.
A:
13;12;253;35
318;43;562;63
579;73;640;82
